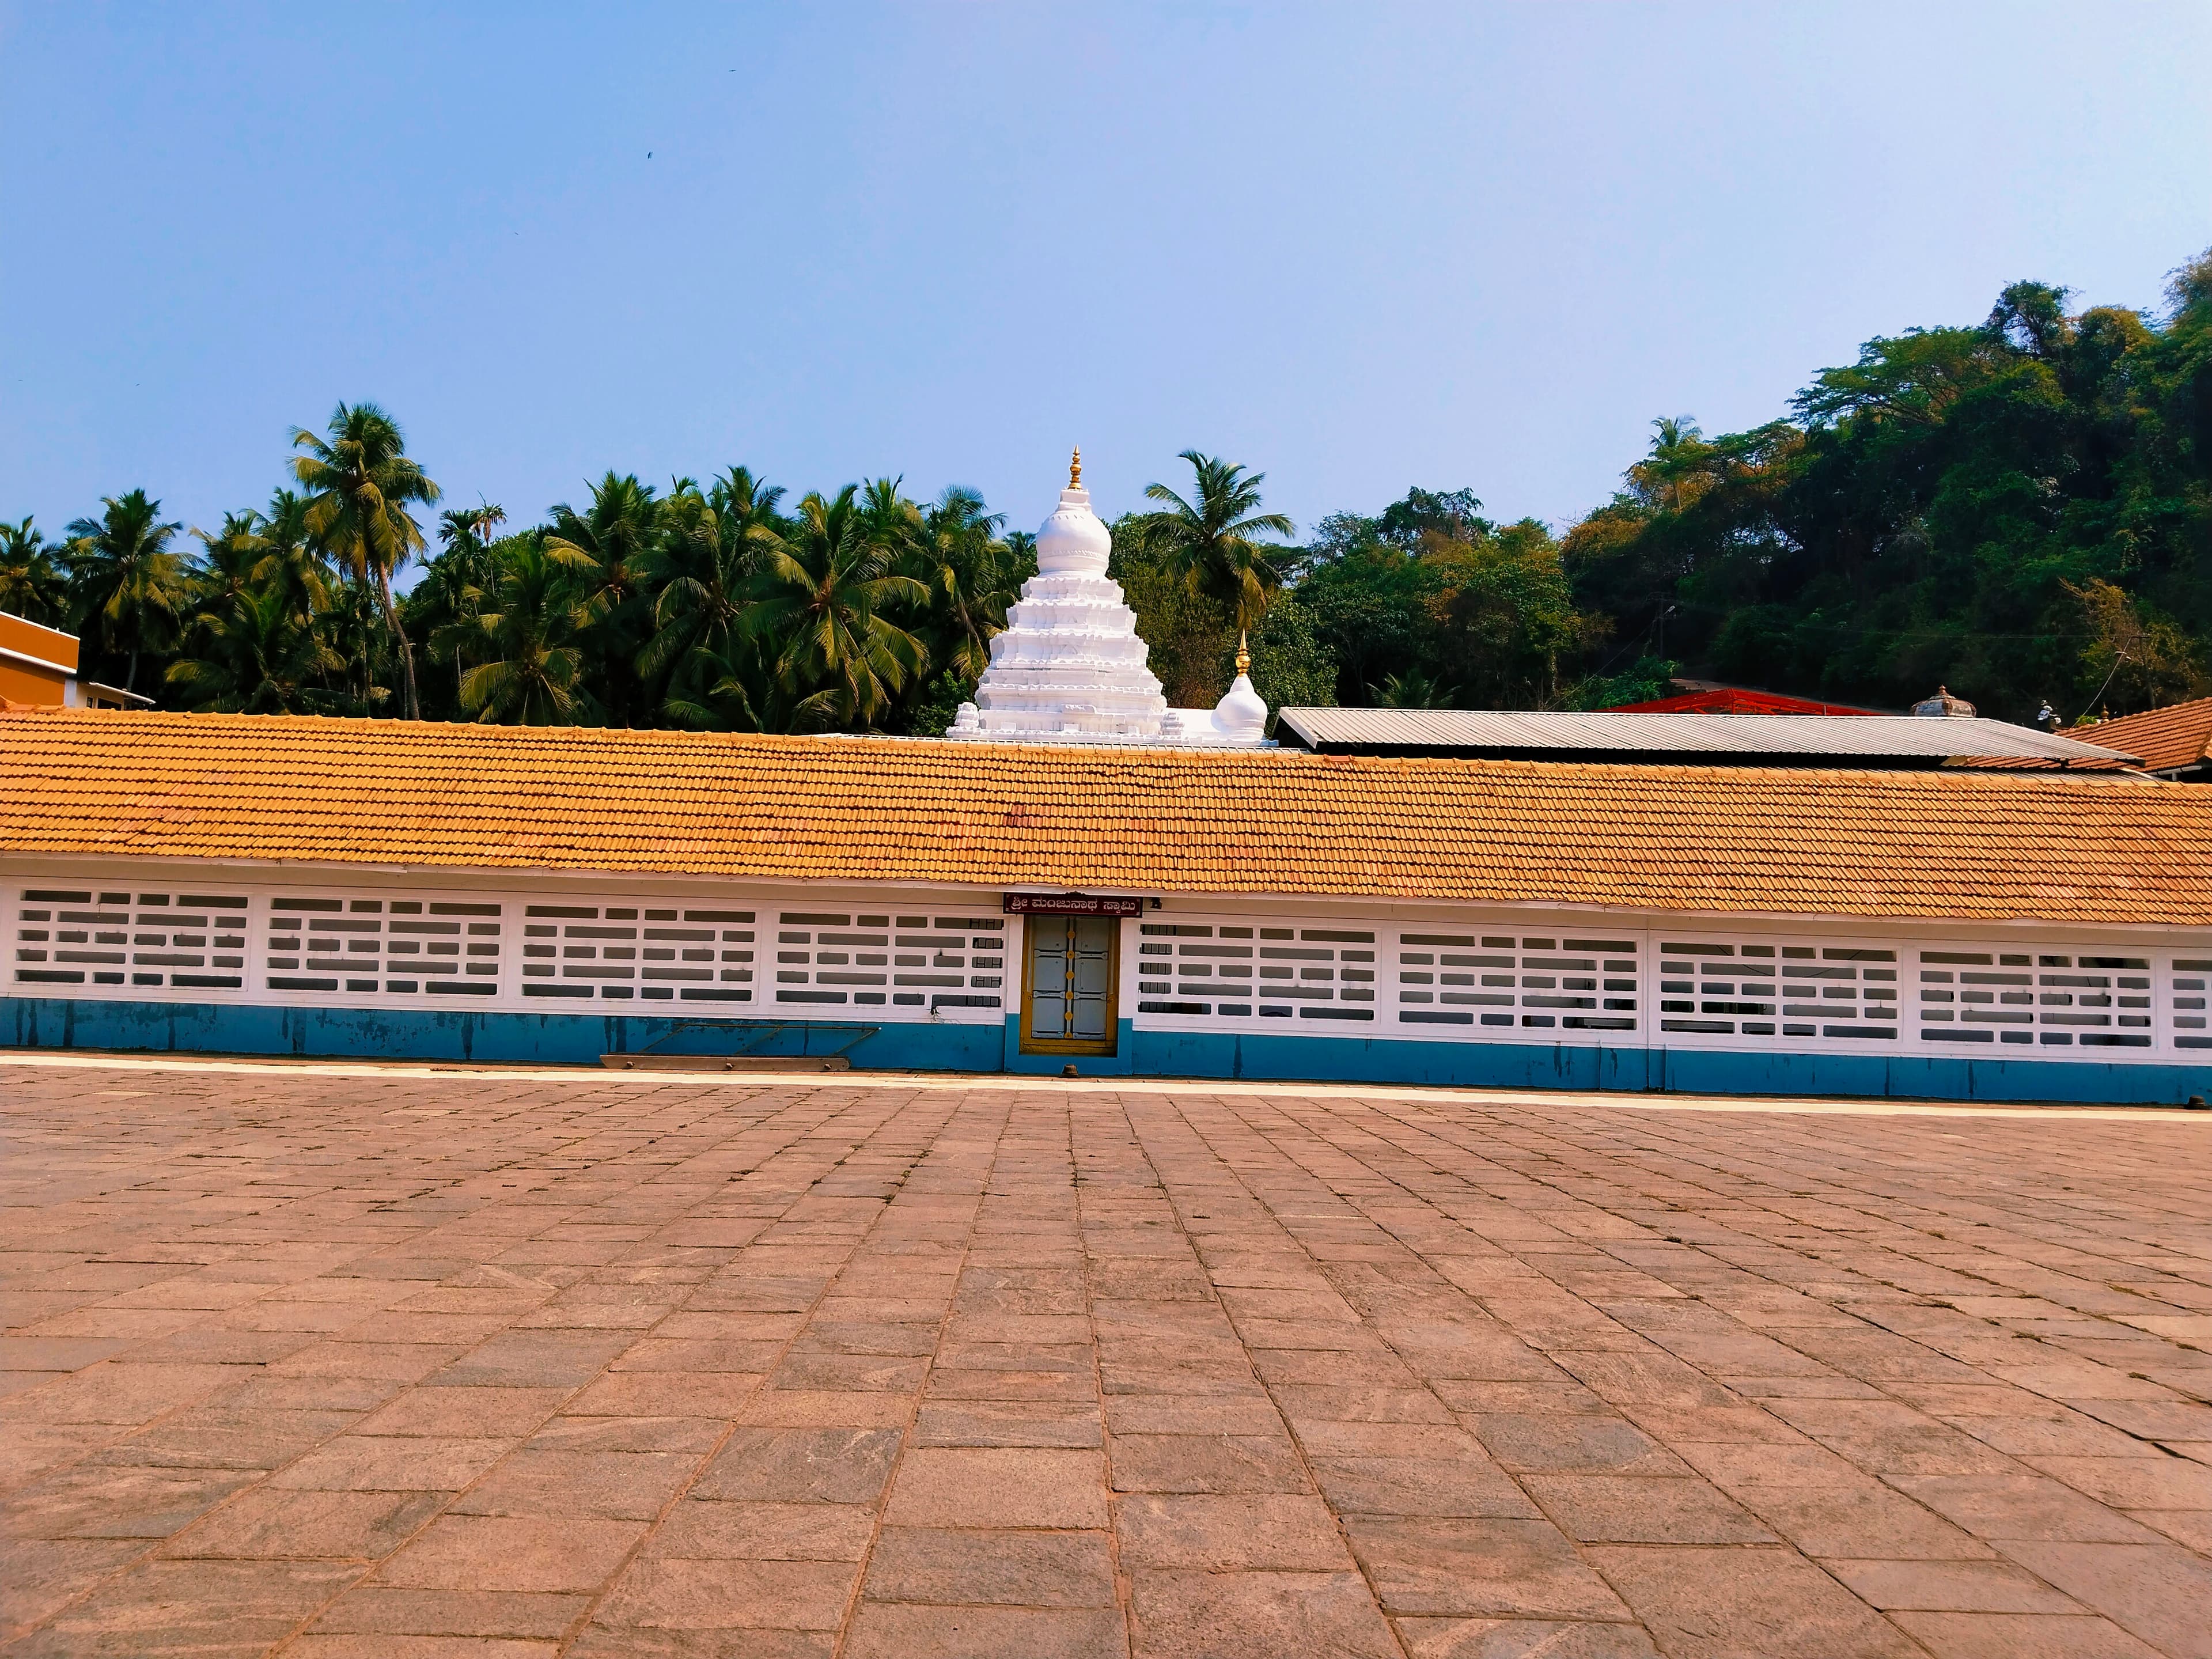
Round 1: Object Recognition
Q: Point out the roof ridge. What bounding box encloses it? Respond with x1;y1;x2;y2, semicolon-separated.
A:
0;707;2184;790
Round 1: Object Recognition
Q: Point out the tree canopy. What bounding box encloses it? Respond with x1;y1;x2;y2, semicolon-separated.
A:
10;244;2208;729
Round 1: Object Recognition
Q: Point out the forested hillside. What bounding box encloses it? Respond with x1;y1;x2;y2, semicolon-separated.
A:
5;248;2207;729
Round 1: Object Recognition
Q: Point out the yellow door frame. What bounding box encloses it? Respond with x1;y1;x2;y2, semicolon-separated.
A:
1017;912;1121;1056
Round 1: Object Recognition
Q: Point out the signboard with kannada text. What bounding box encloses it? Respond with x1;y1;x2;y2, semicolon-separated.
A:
1002;892;1146;917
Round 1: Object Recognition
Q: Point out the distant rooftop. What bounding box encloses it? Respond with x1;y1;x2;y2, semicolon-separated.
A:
2068;695;2212;776
1607;683;1889;717
1275;708;2139;768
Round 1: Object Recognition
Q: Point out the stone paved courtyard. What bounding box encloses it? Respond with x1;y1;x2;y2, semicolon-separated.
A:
2;1057;2210;1658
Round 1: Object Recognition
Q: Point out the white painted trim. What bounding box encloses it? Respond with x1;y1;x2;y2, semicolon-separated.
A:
0;641;73;676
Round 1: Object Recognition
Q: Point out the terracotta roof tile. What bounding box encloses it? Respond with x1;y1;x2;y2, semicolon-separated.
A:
2070;696;2212;774
3;709;2210;926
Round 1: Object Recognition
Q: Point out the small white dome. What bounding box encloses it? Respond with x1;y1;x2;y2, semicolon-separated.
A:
1036;483;1111;577
1211;671;1268;739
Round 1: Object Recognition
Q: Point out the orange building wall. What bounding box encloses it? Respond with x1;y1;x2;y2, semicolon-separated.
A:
0;613;79;671
0;613;79;707
0;657;68;706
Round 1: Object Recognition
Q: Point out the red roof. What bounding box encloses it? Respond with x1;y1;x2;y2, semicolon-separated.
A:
1608;688;1888;716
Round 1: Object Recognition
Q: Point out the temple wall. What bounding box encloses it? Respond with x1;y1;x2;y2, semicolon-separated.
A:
7;858;2210;1103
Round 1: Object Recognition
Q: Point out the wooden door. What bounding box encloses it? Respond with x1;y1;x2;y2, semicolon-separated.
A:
1021;914;1120;1055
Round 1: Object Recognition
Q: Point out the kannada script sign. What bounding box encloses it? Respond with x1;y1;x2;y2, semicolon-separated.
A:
1002;892;1146;918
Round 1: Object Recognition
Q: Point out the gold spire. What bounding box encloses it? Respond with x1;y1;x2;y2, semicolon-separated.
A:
1235;630;1251;675
1069;446;1082;488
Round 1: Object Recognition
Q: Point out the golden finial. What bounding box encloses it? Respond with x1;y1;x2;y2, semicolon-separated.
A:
1235;630;1252;675
1069;446;1082;488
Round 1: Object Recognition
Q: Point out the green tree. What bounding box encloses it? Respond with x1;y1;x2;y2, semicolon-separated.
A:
908;484;1023;683
747;484;930;728
1234;590;1338;722
1130;451;1296;648
641;482;763;717
63;490;190;694
166;585;344;714
253;488;334;620
0;517;68;627
1108;515;1234;706
1297;525;1445;706
1369;669;1455;707
291;402;441;719
321;579;393;715
546;474;660;724
1423;520;1596;706
1297;487;1600;709
1556;248;2212;720
457;537;599;725
187;511;272;618
411;510;505;718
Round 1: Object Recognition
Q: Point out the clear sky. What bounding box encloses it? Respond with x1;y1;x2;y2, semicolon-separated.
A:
3;2;2208;567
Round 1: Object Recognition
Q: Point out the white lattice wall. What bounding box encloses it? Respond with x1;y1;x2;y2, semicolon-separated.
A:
770;908;1006;1016
6;869;2209;1062
3;876;1006;1025
1135;916;1377;1025
1910;945;2155;1051
1652;933;1899;1044
2172;955;2212;1051
520;903;753;1005
1395;929;1641;1036
1119;904;2207;1064
267;893;503;1000
12;884;249;993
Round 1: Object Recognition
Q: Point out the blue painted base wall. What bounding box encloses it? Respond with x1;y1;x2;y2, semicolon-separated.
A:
1;997;1005;1073
7;997;2207;1106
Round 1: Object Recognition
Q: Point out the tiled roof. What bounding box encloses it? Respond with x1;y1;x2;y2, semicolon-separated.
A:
3;710;2210;926
2070;696;2212;775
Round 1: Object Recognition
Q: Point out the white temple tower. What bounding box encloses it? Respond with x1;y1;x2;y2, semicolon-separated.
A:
946;450;1269;747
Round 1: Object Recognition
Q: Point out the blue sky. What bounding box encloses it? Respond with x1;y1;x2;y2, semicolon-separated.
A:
3;2;2207;567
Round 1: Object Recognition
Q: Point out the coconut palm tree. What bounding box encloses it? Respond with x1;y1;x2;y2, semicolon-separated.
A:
660;628;829;733
291;402;441;718
63;490;190;694
709;466;789;570
546;474;662;724
465;501;507;546
253;488;335;622
546;475;658;622
746;484;930;727
909;486;1018;682
1369;668;1456;708
1131;451;1296;652
1631;415;1711;512
437;508;483;556
457;538;599;726
858;476;926;562
166;585;344;714
0;517;68;627
638;484;764;695
323;579;392;715
187;511;271;616
415;521;504;715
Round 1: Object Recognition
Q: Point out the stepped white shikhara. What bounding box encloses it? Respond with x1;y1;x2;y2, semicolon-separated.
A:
947;450;1268;747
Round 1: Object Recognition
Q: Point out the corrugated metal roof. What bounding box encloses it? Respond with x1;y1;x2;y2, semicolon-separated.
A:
1276;709;2138;763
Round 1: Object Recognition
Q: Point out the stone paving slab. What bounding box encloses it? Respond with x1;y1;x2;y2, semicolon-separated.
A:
1;1057;2209;1657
